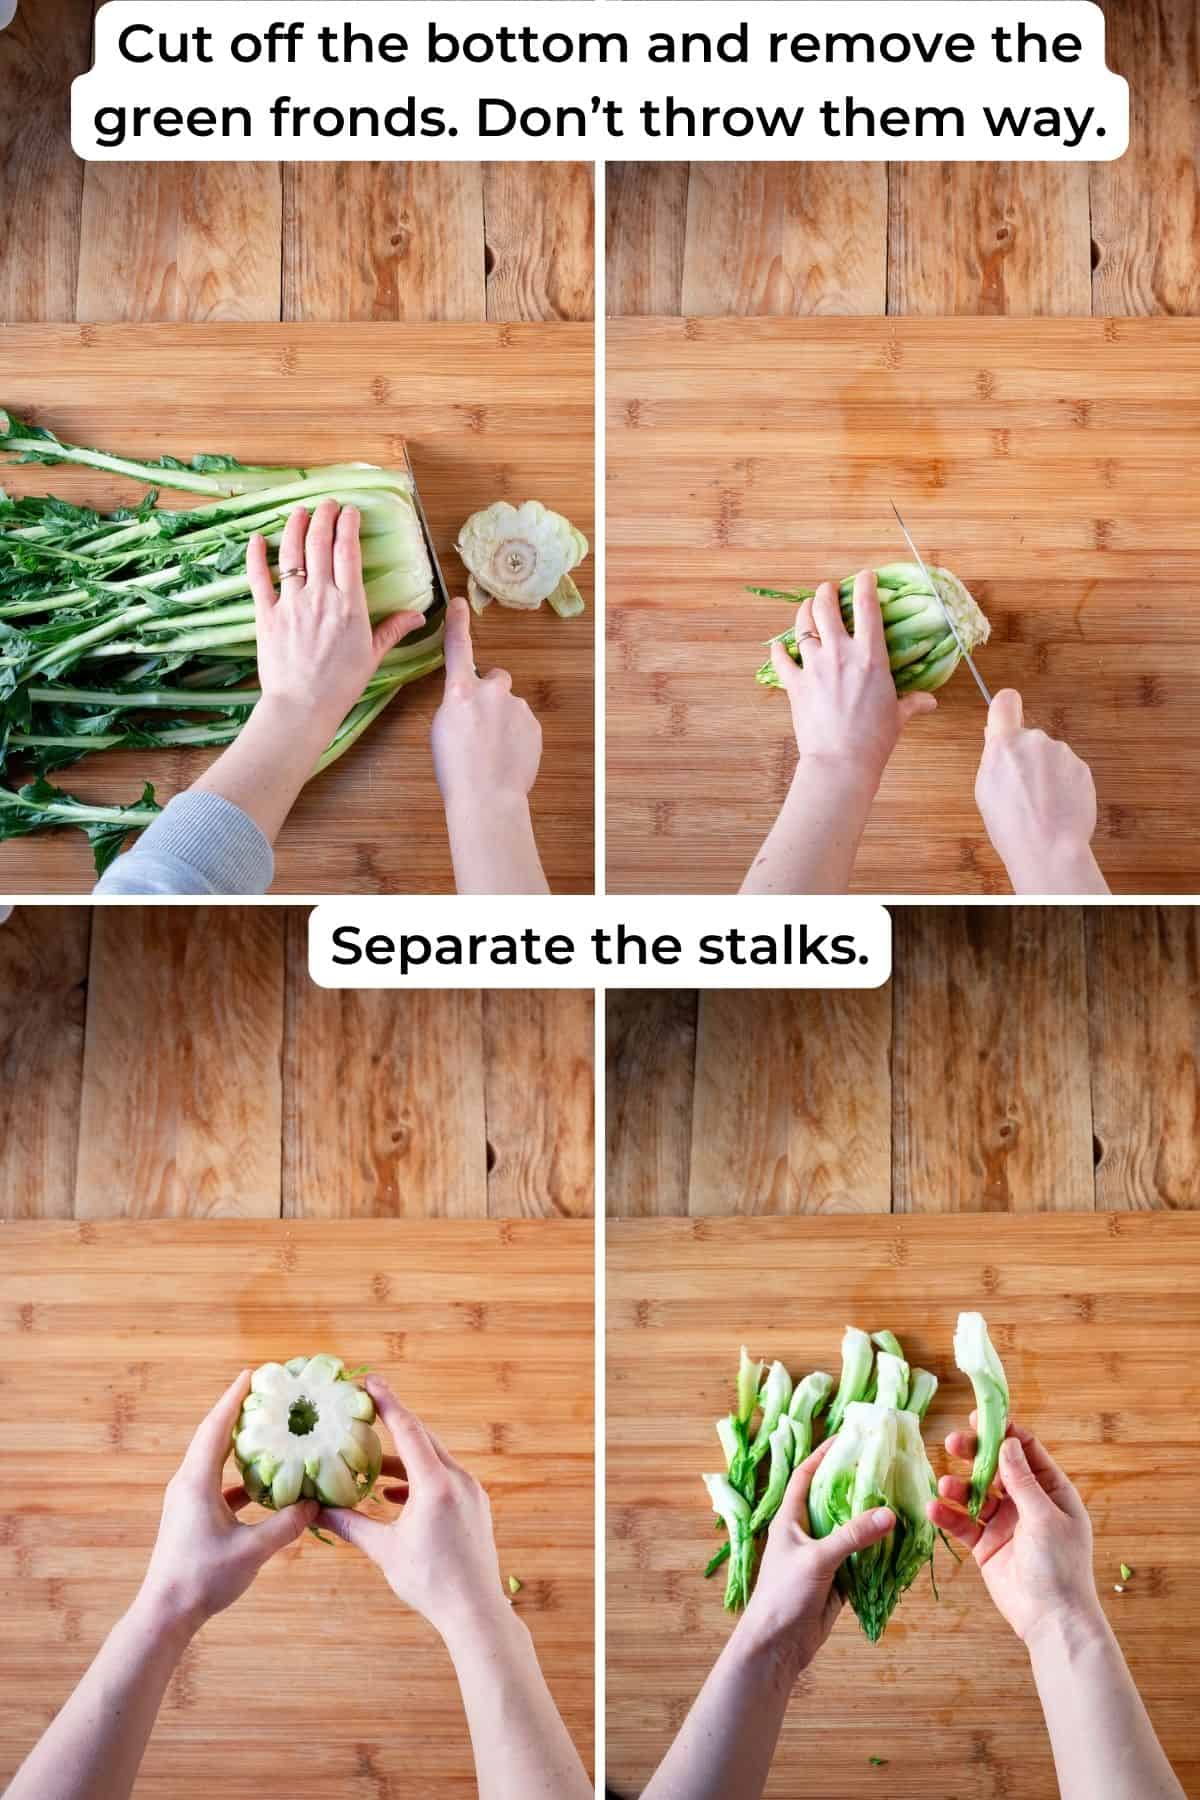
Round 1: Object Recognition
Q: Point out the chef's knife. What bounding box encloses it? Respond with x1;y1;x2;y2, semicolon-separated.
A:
889;500;992;706
403;445;451;615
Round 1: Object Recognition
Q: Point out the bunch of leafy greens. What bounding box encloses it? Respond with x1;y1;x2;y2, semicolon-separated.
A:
751;562;990;696
0;411;443;873
702;1317;1008;1642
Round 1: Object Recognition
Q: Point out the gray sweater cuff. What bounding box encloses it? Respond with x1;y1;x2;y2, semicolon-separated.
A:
93;791;274;896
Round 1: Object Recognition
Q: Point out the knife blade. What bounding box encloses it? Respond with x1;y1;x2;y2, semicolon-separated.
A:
889;500;992;706
402;445;450;616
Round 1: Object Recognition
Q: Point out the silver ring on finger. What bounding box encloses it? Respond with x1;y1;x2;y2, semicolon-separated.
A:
795;630;821;646
279;567;306;583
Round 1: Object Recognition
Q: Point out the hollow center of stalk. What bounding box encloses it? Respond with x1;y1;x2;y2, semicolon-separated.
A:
288;1396;319;1436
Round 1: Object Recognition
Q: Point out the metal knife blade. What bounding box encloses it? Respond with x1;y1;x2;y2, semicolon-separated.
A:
402;445;450;615
889;500;992;706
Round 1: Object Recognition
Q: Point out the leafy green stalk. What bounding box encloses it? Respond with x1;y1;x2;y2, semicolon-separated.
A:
0;777;160;875
825;1327;875;1436
808;1399;939;1643
725;1345;765;1499
27;681;261;711
716;1415;740;1472
864;1332;905;1402
846;1409;899;1642
787;1370;834;1464
703;1414;743;1577
703;1404;800;1579
748;1415;795;1535
906;1368;939;1423
747;1360;794;1473
872;1352;911;1412
751;562;990;697
0;411;372;499
9;721;241;760
0;418;444;869
735;1346;763;1427
702;1474;754;1614
954;1313;1010;1517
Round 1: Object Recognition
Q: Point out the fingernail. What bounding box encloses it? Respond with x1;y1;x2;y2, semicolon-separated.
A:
872;1507;893;1527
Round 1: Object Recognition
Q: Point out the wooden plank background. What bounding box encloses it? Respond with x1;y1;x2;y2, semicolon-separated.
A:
606;907;1200;1215
0;320;593;893
607;315;1200;894
0;1218;594;1798
608;4;1199;319
0;907;594;1219
0;5;594;326
607;1212;1200;1800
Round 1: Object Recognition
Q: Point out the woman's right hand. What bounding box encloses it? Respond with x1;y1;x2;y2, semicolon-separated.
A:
431;595;543;811
315;1380;509;1640
974;690;1109;894
928;1417;1104;1647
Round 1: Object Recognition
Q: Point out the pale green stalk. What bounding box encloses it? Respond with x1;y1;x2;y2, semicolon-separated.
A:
748;1416;796;1535
825;1327;875;1435
954;1313;1010;1517
747;1361;794;1472
787;1370;834;1464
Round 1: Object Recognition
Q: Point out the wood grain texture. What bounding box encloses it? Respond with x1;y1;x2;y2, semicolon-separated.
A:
607;316;1200;894
481;991;594;1218
606;163;690;318
0;0;91;321
282;163;485;322
892;908;1093;1213
605;991;698;1217
73;910;286;1219
607;1213;1200;1800
681;164;888;318
0;1219;594;1798
283;976;488;1220
689;990;892;1216
1091;0;1200;317
0;906;595;1220
0;908;90;1219
2;38;593;331
483;163;595;323
607;907;1200;1217
0;322;593;893
888;164;1092;315
1087;908;1200;1211
608;1;1200;327
76;164;284;322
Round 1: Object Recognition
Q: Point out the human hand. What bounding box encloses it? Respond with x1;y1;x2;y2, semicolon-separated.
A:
137;1371;317;1636
315;1380;509;1643
927;1417;1102;1649
975;690;1108;893
770;572;937;794
739;1438;896;1676
431;595;543;813
247;501;425;739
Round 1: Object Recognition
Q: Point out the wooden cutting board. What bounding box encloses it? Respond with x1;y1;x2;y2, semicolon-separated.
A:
608;317;1200;894
608;1214;1200;1799
0;1220;593;1795
0;322;593;893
